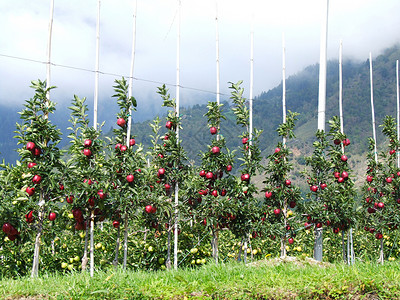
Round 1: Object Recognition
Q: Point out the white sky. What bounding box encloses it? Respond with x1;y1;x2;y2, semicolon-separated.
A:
0;0;400;121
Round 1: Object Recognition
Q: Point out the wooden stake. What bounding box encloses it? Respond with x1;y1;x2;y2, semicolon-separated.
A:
282;33;287;145
369;52;378;163
174;0;181;271
314;0;329;262
45;0;54;109
215;0;220;106
249;18;254;147
396;60;399;168
93;0;101;130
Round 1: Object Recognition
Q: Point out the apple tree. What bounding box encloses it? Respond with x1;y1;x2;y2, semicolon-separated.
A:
228;81;263;262
12;80;65;277
361;116;400;263
261;111;302;257
65;93;109;274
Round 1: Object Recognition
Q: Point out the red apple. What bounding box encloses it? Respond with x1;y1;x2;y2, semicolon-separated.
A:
273;208;281;215
33;147;42;156
211;146;220;154
2;223;12;234
129;139;136;146
97;190;106;200
226;165;233;172
367;207;376;214
343;138;351;146
316;222;322;228
212;190;218;197
84;139;92;147
32;175;42;185
320;183;327;190
310;185;318;192
206;172;214;179
367;175;373;182
341;171;348;179
126;174;134;182
115;143;122;150
274;148;281;153
375;232;383;240
145;205;153;214
88;197;95;206
66;195;74;204
289;201;296;208
285;179;291;186
113;220;120;228
210;127;217;135
48;212;56;221
265;191;272;198
377;202;384;209
26;187;35;196
334;172;340;178
341;155;348;162
117;118;126;127
241;173;250;182
242;137;248;144
158;168;166;177
333;228;340;234
288;237;294;244
120;145;127;152
166;121;173;129
199;170;206;177
83;148;92;157
333;139;341;145
26;142;36;151
220;189;227;196
164;183;171;190
337;177;344;183
28;162;37;168
386;177;393;183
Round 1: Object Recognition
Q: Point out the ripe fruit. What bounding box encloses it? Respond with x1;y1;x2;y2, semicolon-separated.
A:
274;148;280;153
165;121;173;129
334;139;341;145
145;205;154;214
28;162;37;168
84;139;92;147
316;222;322;228
164;183;171;190
226;165;232;172
2;223;12;234
26;142;36;151
341;171;348;179
212;190;218;197
83;148;92;157
199;170;206;177
158;168;166;177
26;187;35;196
113;220;120;228
273;208;281;215
337;177;344;183
210;127;217;135
206;172;214;179
377;202;384;209
32;175;42;185
390;149;396;155
386;177;393;183
120;145;127;152
220;189;227;196
366;175;373;182
241;173;250;182
375;232;383;240
265;191;272;198
288;238;294;244
117;118;126;127
211;146;220;154
343;138;351;146
334;172;340;178
97;190;106;200
129;139;136;146
310;185;318;192
333;228;340;234
88;197;95;206
115;143;122;150
320;183;327;190
126;174;134;182
341;155;348;162
367;207;376;214
33;147;42;156
289;201;296;208
66;195;74;204
48;212;56;221
285;179;291;186
242;137;248;144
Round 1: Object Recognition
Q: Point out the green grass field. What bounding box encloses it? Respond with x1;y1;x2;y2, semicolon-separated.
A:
1;258;400;299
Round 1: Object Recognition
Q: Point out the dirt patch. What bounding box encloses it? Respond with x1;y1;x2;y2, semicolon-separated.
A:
247;255;331;268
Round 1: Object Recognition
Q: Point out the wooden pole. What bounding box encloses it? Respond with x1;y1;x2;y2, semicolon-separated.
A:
369;52;378;163
314;0;329;262
215;0;220;106
396;60;399;168
45;0;54;105
339;40;344;137
174;0;181;270
123;0;137;271
282;33;287;145
249;17;254;149
93;0;101;131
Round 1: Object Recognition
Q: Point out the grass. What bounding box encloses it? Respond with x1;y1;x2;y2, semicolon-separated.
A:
1;258;400;299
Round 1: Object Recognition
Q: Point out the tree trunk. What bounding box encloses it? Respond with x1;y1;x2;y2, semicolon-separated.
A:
31;192;44;278
89;209;95;277
341;230;347;264
211;228;219;264
112;225;121;270
243;239;248;264
314;227;323;261
122;212;129;270
379;238;384;265
81;216;90;271
166;221;172;270
237;238;243;262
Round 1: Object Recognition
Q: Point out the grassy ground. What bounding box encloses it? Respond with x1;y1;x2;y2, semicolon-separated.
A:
1;257;400;299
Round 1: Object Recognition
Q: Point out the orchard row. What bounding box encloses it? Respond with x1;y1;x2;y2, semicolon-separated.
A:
0;79;399;277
